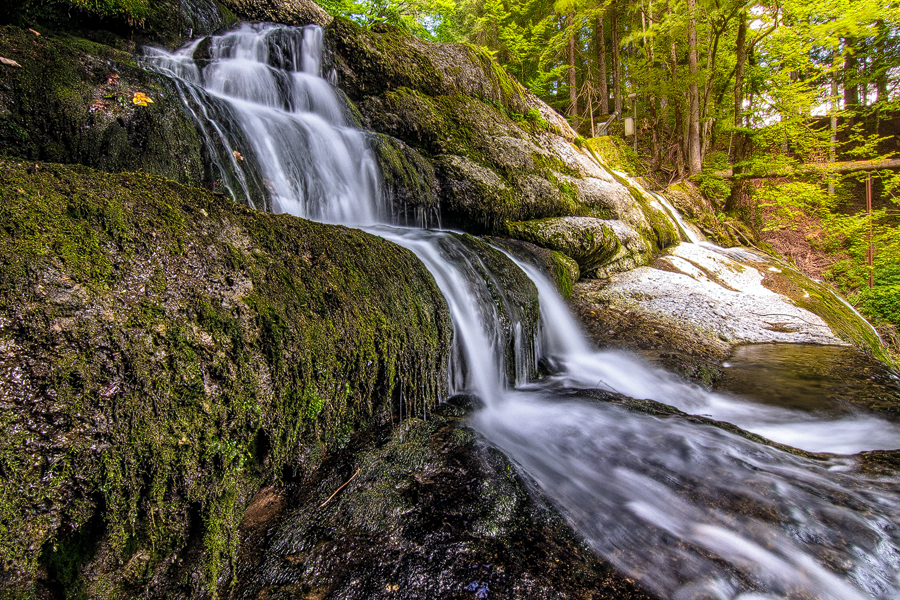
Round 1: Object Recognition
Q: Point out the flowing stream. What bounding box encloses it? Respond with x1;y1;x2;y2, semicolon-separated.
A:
147;24;900;600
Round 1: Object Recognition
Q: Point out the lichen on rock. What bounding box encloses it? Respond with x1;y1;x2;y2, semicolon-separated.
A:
505;216;643;276
0;25;206;185
0;158;451;597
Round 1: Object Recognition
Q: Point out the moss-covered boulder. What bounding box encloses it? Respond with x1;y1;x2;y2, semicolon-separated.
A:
323;18;682;240
0;26;206;185
505;216;653;279
0;158;451;597
664;181;755;247
1;0;235;51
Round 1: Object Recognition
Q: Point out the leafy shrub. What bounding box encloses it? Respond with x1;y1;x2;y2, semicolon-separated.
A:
855;285;900;328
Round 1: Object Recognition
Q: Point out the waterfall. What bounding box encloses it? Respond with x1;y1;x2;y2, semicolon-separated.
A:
144;23;383;224
149;24;900;600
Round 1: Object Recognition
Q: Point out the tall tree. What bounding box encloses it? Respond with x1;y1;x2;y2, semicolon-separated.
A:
597;12;609;114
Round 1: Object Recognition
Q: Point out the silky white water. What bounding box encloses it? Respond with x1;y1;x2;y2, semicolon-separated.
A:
145;23;383;224
151;23;900;600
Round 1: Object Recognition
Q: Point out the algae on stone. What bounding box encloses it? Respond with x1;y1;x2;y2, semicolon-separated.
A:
0;158;451;598
0;26;206;185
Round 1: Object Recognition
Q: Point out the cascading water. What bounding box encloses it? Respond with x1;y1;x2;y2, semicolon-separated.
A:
150;23;900;600
144;23;383;224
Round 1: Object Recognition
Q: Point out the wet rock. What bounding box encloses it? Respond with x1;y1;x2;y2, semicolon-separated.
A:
232;413;657;600
219;0;333;27
505;217;644;275
0;26;206;185
571;242;893;366
487;237;580;299
324;18;682;239
0;158;451;597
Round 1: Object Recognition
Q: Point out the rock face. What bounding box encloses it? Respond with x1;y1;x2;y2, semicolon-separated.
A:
231;400;657;600
0;159;451;597
324;18;679;256
505;216;651;276
220;0;332;27
573;242;890;363
0;26;206;185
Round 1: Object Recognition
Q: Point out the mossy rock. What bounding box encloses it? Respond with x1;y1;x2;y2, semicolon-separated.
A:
450;233;542;383
0;158;451;597
325;17;566;130
487;237;580;299
2;0;235;50
0;25;206;185
505;217;635;274
371;133;440;226
759;262;895;368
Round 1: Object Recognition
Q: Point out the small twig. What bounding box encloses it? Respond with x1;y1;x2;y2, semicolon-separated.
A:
596;378;623;396
318;468;360;509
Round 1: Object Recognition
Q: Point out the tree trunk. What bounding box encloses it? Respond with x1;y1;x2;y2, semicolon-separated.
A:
568;17;578;124
876;21;889;101
671;42;686;178
611;5;622;116
596;14;609;115
844;39;859;110
686;0;702;175
725;10;749;213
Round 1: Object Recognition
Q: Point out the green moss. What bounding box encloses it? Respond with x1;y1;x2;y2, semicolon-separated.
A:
758;263;895;368
549;250;579;298
583;136;636;173
462;43;530;114
505;218;620;273
0;26;205;184
0;159;451;597
326;18;444;101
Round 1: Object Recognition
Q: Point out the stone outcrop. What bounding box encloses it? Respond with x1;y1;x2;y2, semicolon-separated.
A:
0;26;207;185
220;0;332;27
572;243;890;364
505;216;652;278
325;18;680;253
0;158;450;597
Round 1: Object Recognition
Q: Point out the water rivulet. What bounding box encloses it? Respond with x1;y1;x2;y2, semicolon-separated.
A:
150;24;900;599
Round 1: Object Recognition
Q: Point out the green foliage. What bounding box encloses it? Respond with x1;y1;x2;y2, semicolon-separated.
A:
855;285;900;329
695;151;732;205
755;181;837;231
318;0;458;41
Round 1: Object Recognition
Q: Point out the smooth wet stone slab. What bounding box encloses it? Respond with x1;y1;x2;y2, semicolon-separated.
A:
573;242;893;369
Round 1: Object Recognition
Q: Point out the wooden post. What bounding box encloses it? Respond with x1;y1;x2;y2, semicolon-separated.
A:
867;172;874;288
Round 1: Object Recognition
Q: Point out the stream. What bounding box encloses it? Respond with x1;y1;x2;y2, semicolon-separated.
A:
146;23;900;599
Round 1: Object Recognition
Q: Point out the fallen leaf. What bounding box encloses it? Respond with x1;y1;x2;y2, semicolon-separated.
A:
233;150;244;162
0;57;22;67
132;91;154;106
28;28;40;36
89;101;110;113
107;72;119;85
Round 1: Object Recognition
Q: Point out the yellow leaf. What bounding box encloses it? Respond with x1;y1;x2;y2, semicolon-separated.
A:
132;92;154;106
